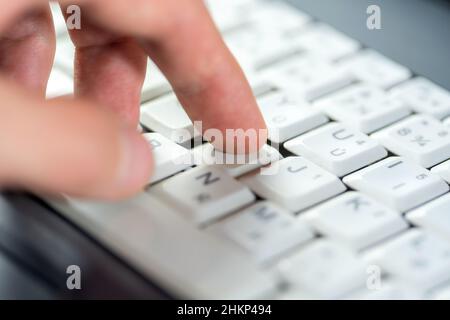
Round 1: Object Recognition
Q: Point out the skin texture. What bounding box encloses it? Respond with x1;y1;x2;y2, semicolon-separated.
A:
0;0;266;200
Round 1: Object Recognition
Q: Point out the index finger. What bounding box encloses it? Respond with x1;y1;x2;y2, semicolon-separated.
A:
143;1;267;153
62;0;267;153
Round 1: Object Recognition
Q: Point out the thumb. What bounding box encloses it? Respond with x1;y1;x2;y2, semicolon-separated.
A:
0;81;153;200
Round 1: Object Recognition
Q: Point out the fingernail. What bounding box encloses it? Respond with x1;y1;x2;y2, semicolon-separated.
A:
116;128;153;195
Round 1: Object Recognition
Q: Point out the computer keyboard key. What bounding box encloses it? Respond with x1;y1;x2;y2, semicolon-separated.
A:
372;115;450;168
284;123;387;177
140;94;201;147
366;229;450;290
257;92;328;145
295;24;360;62
225;25;303;73
339;50;411;89
155;166;255;226
143;133;192;184
191;143;282;177
407;193;450;243
391;77;450;119
431;159;450;183
46;192;279;299
260;56;355;102
46;68;73;98
315;84;411;133
304;192;407;251
218;201;314;263
277;240;367;299
343;157;449;212
249;1;310;35
242;157;346;213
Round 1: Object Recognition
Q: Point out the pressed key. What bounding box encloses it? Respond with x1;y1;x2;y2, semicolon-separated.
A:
391;77;450;119
314;84;410;133
343;157;449;212
241;157;346;212
431;159;450;183
259;55;355;102
143;133;192;184
257;91;328;145
365;229;450;290
284;123;387;177
277;240;368;299
372;115;450;168
338;50;411;89
304;192;407;251
140;94;201;147
295;24;360;62
191;143;282;178
218;201;314;263
407;193;450;243
154;166;255;226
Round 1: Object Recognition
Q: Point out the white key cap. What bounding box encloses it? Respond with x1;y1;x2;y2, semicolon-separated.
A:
407;193;450;243
372;115;450;168
391;77;450;119
285;123;387;177
45;192;278;299
191;143;282;177
347;281;424;300
339;50;411;89
366;229;450;290
218;201;314;263
141;60;171;101
315;84;410;133
431;159;450;183
259;56;355;102
154;166;255;226
143;133;191;184
343;157;449;212
277;240;367;299
225;25;303;73
140;94;201;147
304;192;407;250
242;157;346;212
46;68;73;98
257;92;328;145
295;24;360;61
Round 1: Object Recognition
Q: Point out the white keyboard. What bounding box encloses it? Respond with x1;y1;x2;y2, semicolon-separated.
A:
45;0;450;299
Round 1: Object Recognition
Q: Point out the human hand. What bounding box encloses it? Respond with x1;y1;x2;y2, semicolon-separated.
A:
0;0;266;199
